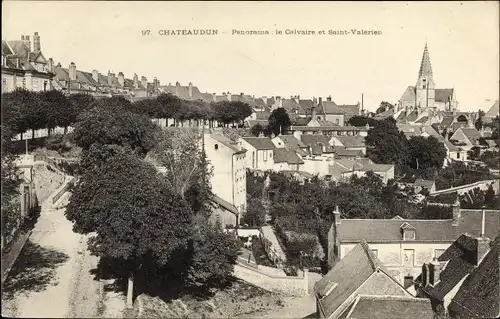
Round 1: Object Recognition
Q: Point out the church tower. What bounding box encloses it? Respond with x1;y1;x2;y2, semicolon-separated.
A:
415;43;435;110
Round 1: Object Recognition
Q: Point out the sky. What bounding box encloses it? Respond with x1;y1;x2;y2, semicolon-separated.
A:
2;1;499;112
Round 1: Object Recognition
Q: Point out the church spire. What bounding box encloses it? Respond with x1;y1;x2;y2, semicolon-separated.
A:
418;42;433;79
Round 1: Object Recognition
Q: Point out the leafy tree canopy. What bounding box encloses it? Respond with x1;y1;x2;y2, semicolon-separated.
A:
268;108;292;136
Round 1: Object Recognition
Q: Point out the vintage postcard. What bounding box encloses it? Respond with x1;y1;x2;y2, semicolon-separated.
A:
1;1;499;318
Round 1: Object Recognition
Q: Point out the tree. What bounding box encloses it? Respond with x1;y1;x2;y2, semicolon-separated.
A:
183;215;241;289
347;116;378;127
365;118;409;166
479;150;500;169
90;95;133;113
375;101;394;114
268;108;292;136
407;136;447;170
73;106;158;156
484;184;498;209
250;123;264;137
474;117;483;131
65;145;194;308
242;198;266;227
40;90;74;134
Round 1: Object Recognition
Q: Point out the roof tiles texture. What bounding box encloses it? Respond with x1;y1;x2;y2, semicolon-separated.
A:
346;295;434;319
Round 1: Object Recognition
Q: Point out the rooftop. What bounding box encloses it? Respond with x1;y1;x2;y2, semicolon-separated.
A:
345;295;434;319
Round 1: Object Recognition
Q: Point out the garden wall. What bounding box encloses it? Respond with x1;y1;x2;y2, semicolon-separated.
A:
233;261;309;296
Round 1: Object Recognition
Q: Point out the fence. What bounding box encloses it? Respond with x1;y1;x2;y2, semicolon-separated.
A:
52;177;77;205
233;261;309;296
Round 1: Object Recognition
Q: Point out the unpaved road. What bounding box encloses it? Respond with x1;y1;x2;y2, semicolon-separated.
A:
1;192;104;318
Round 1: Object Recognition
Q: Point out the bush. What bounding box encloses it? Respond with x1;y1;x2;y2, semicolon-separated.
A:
427;192;458;204
242;198;266;227
45;133;73;153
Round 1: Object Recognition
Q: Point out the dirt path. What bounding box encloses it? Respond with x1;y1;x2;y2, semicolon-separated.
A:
236;294;317;319
1;191;103;318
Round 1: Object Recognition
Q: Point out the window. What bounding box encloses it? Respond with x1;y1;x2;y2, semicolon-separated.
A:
456;152;460;159
43;81;48;91
434;249;445;259
214;144;218;150
403;229;415;240
21;78;26;88
335;119;340;125
403;276;414;289
403;249;415;266
263;151;268;162
2;78;6;93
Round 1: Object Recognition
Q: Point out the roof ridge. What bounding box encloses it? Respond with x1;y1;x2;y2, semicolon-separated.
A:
356;294;425;301
359;240;381;271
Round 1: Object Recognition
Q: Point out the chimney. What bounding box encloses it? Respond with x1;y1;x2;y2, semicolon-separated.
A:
47;58;54;73
117;72;125;87
33;32;41;52
153;77;158;91
334;206;341;225
90;70;98;83
188;82;193;98
452;197;460;226
212;93;216;102
69;62;77;81
107;71;113;86
477;236;491;265
21;35;31;52
428;258;442;285
133;73;139;88
141;76;147;88
175;81;180;96
311;104;317;120
421;263;430;287
327;95;332;102
227;92;232;101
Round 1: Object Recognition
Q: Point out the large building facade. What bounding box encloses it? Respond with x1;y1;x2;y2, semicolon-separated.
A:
398;44;458;115
2;33;55;93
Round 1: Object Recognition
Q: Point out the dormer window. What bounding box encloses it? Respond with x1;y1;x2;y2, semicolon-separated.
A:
214;144;219;150
401;222;416;241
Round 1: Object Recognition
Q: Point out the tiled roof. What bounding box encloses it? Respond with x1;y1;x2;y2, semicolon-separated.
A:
406;111;418;122
396;111;407;120
241;137;276;150
289;125;364;132
300;135;334;154
209;134;245;154
254;110;271;120
320;101;344;114
334;136;366;148
215;95;228;102
337;104;360;118
314;241;389;319
440;117;454;127
212;195;238;216
254;98;267;109
294;117;311;126
485;100;499;118
415;116;429;124
356;163;393;172
334;147;364;158
277;135;307;149
273;148;304;164
421;125;441;138
345;295;434;319
422;234;482;301
336;209;500;243
400;86;416;102
448;236;500;318
298;99;315;112
2;40;14;55
413;179;435;189
280;99;304;114
435;89;454;103
266;97;275;107
329;162;352;178
460;128;482;145
246;119;268;128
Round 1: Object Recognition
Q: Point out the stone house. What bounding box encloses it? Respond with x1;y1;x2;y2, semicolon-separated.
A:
314;240;417;319
413;179;436;194
327;204;500;287
416;233;498;317
210;195;239;230
240;137;276;171
2;33;54;93
204;133;247;214
330;135;366;155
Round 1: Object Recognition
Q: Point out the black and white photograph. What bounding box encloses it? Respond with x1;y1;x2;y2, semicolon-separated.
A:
1;1;499;318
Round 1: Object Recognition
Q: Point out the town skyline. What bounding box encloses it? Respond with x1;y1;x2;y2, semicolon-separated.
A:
2;1;499;112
